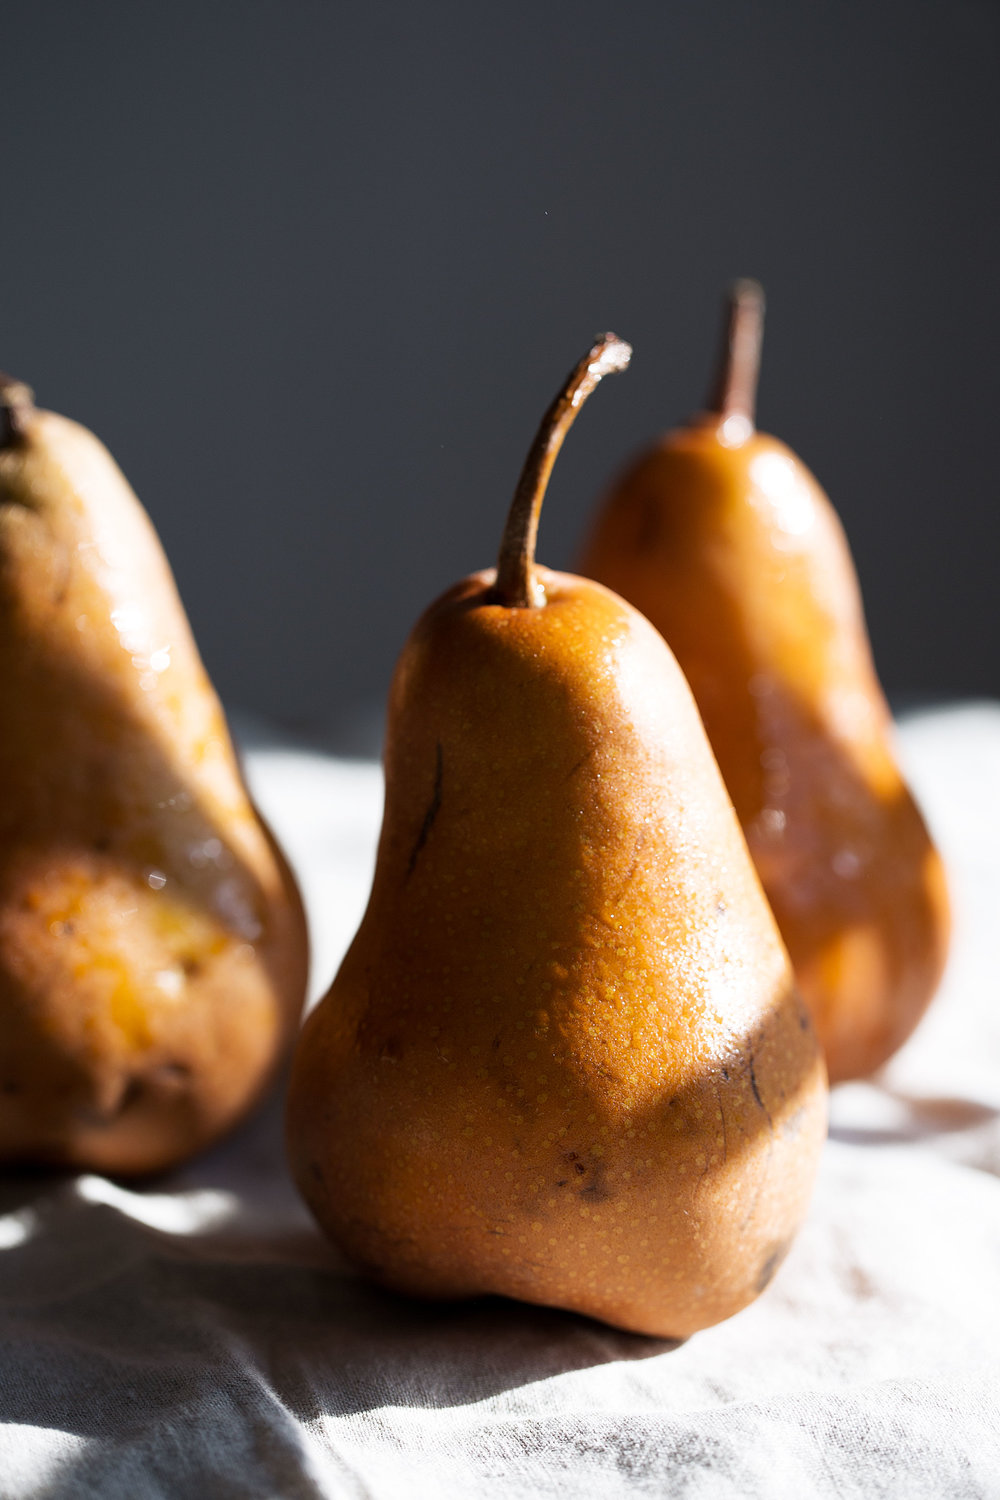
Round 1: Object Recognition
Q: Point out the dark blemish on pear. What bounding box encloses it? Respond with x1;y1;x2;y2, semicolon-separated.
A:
748;1055;764;1110
406;742;444;879
563;749;594;783
581;1165;612;1203
747;1048;773;1131
567;1150;612;1201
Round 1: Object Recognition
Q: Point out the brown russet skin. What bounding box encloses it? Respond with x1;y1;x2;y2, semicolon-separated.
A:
577;285;950;1084
0;379;309;1174
287;337;827;1339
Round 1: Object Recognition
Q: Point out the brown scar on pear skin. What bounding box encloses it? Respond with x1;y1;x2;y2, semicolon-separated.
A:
747;1047;773;1130
407;743;444;879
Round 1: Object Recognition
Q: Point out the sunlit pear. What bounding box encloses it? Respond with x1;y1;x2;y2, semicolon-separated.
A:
287;335;826;1338
0;375;308;1174
578;284;949;1082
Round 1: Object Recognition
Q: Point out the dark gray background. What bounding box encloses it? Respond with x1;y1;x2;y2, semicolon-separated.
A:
4;0;998;735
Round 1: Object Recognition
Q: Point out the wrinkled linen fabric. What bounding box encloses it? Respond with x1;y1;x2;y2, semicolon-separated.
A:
2;703;1000;1499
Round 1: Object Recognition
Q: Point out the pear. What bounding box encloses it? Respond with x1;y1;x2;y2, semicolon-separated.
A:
286;336;826;1339
578;284;950;1083
0;375;308;1174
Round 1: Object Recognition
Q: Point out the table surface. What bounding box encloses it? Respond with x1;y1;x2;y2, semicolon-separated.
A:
2;703;999;1500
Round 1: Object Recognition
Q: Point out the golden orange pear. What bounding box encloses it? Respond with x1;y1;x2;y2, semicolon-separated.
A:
287;335;827;1338
578;285;950;1083
0;376;308;1174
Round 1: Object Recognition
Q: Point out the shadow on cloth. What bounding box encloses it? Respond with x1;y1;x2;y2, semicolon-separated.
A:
828;1091;998;1148
0;1083;680;1500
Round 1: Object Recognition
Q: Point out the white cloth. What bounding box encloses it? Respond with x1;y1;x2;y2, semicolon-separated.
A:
2;704;1000;1499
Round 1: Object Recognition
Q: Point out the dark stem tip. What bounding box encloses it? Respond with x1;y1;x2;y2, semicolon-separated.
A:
0;374;36;448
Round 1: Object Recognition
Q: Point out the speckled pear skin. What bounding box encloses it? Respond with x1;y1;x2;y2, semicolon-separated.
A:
578;417;950;1083
0;393;308;1174
287;567;827;1339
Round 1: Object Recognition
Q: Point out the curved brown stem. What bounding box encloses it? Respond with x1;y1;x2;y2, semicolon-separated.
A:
0;374;35;449
493;333;631;607
706;279;765;426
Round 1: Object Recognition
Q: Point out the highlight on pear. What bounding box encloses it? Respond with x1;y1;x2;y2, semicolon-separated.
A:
578;285;950;1083
286;335;827;1339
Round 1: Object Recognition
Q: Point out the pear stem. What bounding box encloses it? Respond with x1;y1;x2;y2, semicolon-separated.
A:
706;279;765;426
493;333;632;608
0;374;35;449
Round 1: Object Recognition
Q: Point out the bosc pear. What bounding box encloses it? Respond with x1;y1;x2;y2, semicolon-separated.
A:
0;376;309;1174
578;285;950;1083
287;336;827;1339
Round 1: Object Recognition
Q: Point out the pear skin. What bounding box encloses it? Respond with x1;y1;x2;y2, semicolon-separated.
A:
578;284;950;1083
0;377;309;1174
287;337;827;1338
